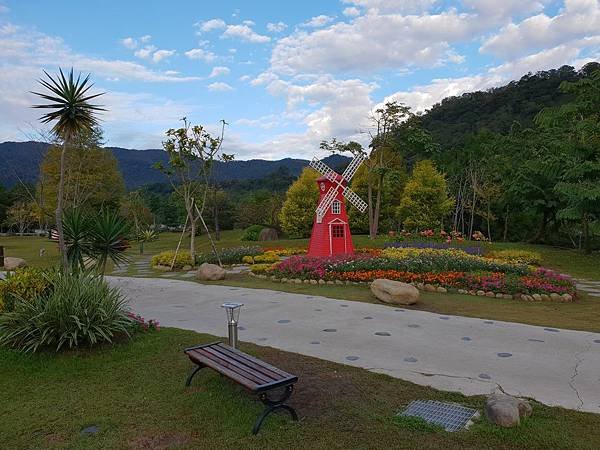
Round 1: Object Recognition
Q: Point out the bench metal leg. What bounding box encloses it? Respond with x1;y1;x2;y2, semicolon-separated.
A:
252;385;298;435
185;364;204;387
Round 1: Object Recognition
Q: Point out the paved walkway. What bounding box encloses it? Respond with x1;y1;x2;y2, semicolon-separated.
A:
108;276;600;414
576;279;600;297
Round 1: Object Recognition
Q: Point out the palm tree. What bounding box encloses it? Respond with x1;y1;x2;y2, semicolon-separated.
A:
32;68;105;268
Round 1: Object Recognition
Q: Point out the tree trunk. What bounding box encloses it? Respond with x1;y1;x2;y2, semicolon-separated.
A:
56;140;68;269
529;210;548;243
213;190;220;241
372;174;383;238
190;217;196;263
486;201;492;242
367;181;375;239
503;206;509;242
582;213;591;254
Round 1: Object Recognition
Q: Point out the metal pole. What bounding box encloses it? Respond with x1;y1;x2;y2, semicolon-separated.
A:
228;322;238;348
0;245;4;268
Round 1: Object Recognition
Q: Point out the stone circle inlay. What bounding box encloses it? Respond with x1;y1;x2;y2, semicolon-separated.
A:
363;316;373;320
310;341;320;345
497;352;512;358
461;337;472;341
374;332;391;336
404;357;418;363
478;373;491;380
277;320;291;324
346;356;359;361
323;328;337;332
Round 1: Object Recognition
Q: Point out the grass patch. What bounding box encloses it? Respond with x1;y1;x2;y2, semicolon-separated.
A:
1;327;599;449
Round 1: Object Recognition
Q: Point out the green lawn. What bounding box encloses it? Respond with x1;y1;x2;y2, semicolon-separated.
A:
1;328;599;450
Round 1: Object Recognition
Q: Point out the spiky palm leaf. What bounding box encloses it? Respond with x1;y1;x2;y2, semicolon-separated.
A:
31;68;105;140
89;210;131;273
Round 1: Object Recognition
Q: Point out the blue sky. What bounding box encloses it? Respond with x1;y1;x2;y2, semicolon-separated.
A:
0;0;599;159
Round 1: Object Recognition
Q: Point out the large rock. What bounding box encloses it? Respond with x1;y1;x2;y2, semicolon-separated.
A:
485;394;532;427
1;257;26;270
258;227;279;241
370;279;419;305
196;263;226;281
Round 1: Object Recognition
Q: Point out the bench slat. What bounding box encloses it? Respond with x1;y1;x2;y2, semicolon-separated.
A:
201;346;275;384
188;350;260;391
185;342;297;393
188;349;267;388
215;344;294;379
208;345;287;382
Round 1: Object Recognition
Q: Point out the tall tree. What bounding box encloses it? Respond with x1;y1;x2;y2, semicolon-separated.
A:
32;68;104;268
279;167;319;238
38;129;124;215
396;160;454;231
154;118;228;262
536;69;600;253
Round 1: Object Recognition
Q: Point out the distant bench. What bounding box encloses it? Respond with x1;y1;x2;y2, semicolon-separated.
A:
184;341;299;434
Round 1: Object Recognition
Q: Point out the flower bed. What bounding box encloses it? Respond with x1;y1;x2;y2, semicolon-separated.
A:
265;247;576;301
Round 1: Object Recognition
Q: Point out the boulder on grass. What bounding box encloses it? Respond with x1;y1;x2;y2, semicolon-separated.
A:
2;257;27;270
258;227;279;241
197;263;226;281
370;279;419;305
485;394;532;427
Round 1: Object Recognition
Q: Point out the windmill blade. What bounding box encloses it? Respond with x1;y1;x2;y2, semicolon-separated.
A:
316;186;339;222
309;157;338;183
341;153;366;182
343;187;368;213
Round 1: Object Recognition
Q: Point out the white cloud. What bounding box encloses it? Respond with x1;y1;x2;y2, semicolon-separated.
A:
198;18;226;32
463;0;546;19
342;0;437;14
209;66;230;77
0;23;18;35
250;71;278;86
302;15;335;28
0;4;9;14
152;49;175;63
184;47;216;62
271;10;480;74
134;45;156;59
221;24;271;43
208;81;234;91
481;0;600;59
267;21;287;32
120;37;137;49
343;7;361;17
0;23;199;83
140;34;152;43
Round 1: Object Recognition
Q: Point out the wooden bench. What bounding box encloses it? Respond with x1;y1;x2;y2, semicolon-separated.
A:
184;342;299;434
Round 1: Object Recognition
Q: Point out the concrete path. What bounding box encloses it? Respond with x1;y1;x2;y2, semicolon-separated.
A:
576;279;600;297
108;276;600;414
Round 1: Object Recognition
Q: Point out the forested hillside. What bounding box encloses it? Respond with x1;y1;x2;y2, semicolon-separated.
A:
421;63;600;150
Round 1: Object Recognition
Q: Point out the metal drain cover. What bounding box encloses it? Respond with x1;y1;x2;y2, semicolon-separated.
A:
400;400;478;432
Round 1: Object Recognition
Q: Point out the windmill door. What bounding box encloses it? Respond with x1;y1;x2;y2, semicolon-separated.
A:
329;219;348;254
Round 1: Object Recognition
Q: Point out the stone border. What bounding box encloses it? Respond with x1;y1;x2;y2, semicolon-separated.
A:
249;272;574;302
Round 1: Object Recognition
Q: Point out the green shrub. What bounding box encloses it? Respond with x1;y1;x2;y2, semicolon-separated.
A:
0;268;53;313
487;249;542;265
241;225;264;241
151;250;193;270
0;272;132;352
197;246;263;265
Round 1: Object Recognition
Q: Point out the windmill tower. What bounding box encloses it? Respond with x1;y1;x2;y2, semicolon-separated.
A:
307;154;368;257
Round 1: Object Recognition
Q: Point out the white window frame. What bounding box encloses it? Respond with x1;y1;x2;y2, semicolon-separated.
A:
331;200;341;215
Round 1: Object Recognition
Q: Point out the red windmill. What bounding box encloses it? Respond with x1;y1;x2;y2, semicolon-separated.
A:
307;153;368;257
